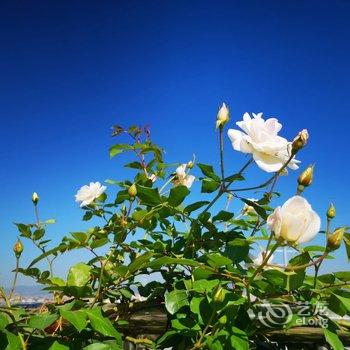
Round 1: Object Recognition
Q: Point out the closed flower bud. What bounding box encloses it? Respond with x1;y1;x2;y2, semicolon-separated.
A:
213;286;225;303
327;203;336;220
216;103;230;129
292;129;309;153
187;160;194;169
32;192;39;205
13;239;23;258
327;227;346;251
128;184;137;198
298;165;314;187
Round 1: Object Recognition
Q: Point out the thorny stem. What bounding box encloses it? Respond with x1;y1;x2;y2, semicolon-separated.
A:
33;203;54;276
267;251;329;272
9;256;20;300
219;126;225;182
230;153;295;193
202;157;254;213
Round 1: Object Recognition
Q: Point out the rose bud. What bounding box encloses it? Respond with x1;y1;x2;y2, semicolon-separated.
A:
298;165;314;187
213;286;225;303
13;239;24;258
128;184;137;198
327;227;346;251
292;129;309;153
327;203;336;220
216;103;230;129
32;192;39;205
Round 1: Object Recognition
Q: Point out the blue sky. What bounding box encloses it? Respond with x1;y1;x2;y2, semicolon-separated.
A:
0;0;349;286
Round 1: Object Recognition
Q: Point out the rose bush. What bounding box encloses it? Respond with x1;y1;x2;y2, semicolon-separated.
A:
0;104;349;350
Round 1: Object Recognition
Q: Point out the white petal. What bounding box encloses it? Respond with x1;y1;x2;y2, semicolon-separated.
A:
176;164;187;177
296;210;321;244
267;206;282;238
252;151;284;172
185;175;195;188
227;129;252;153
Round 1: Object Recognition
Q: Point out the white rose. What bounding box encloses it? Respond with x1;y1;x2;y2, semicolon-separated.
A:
75;182;107;207
173;164;195;188
267;195;321;244
227;113;300;172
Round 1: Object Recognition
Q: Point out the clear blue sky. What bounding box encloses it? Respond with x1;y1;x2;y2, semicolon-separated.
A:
0;0;349;287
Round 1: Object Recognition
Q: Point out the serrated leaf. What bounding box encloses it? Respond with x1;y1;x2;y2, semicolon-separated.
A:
109;143;133;158
168;185;190;207
84;308;122;343
60;309;87;332
136;185;162;206
67;263;91;287
197;163;221;181
165;290;189;314
201;178;220;193
184;201;210;214
28;313;58;330
324;328;344;350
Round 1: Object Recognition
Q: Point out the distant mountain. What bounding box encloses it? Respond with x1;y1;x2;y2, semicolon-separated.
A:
4;285;49;297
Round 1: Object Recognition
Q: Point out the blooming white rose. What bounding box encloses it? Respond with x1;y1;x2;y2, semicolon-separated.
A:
228;113;300;172
75;182;107;207
173;164;195;188
267;195;321;244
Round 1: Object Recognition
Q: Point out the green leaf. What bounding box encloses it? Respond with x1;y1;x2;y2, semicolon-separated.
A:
333;293;350;314
0;313;10;330
230;327;249;350
197;163;221;181
67;263;91;287
344;233;350;261
212;210;234;222
168;185;190;207
136;185;162;206
28;246;63;268
165;290;189;315
324;328;344;350
71;232;88;243
147;257;200;269
109;143;133;158
191;279;220;293
124;161;143;169
49;341;70;350
14;223;31;238
84;308;122;343
184;201;210;214
4;330;22;350
28;313;58;330
224;173;244;183
60;309;87;332
207;253;232;268
201;178;220;193
335;271;350;281
32;229;45;240
90;237;109;249
127;251;154;274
